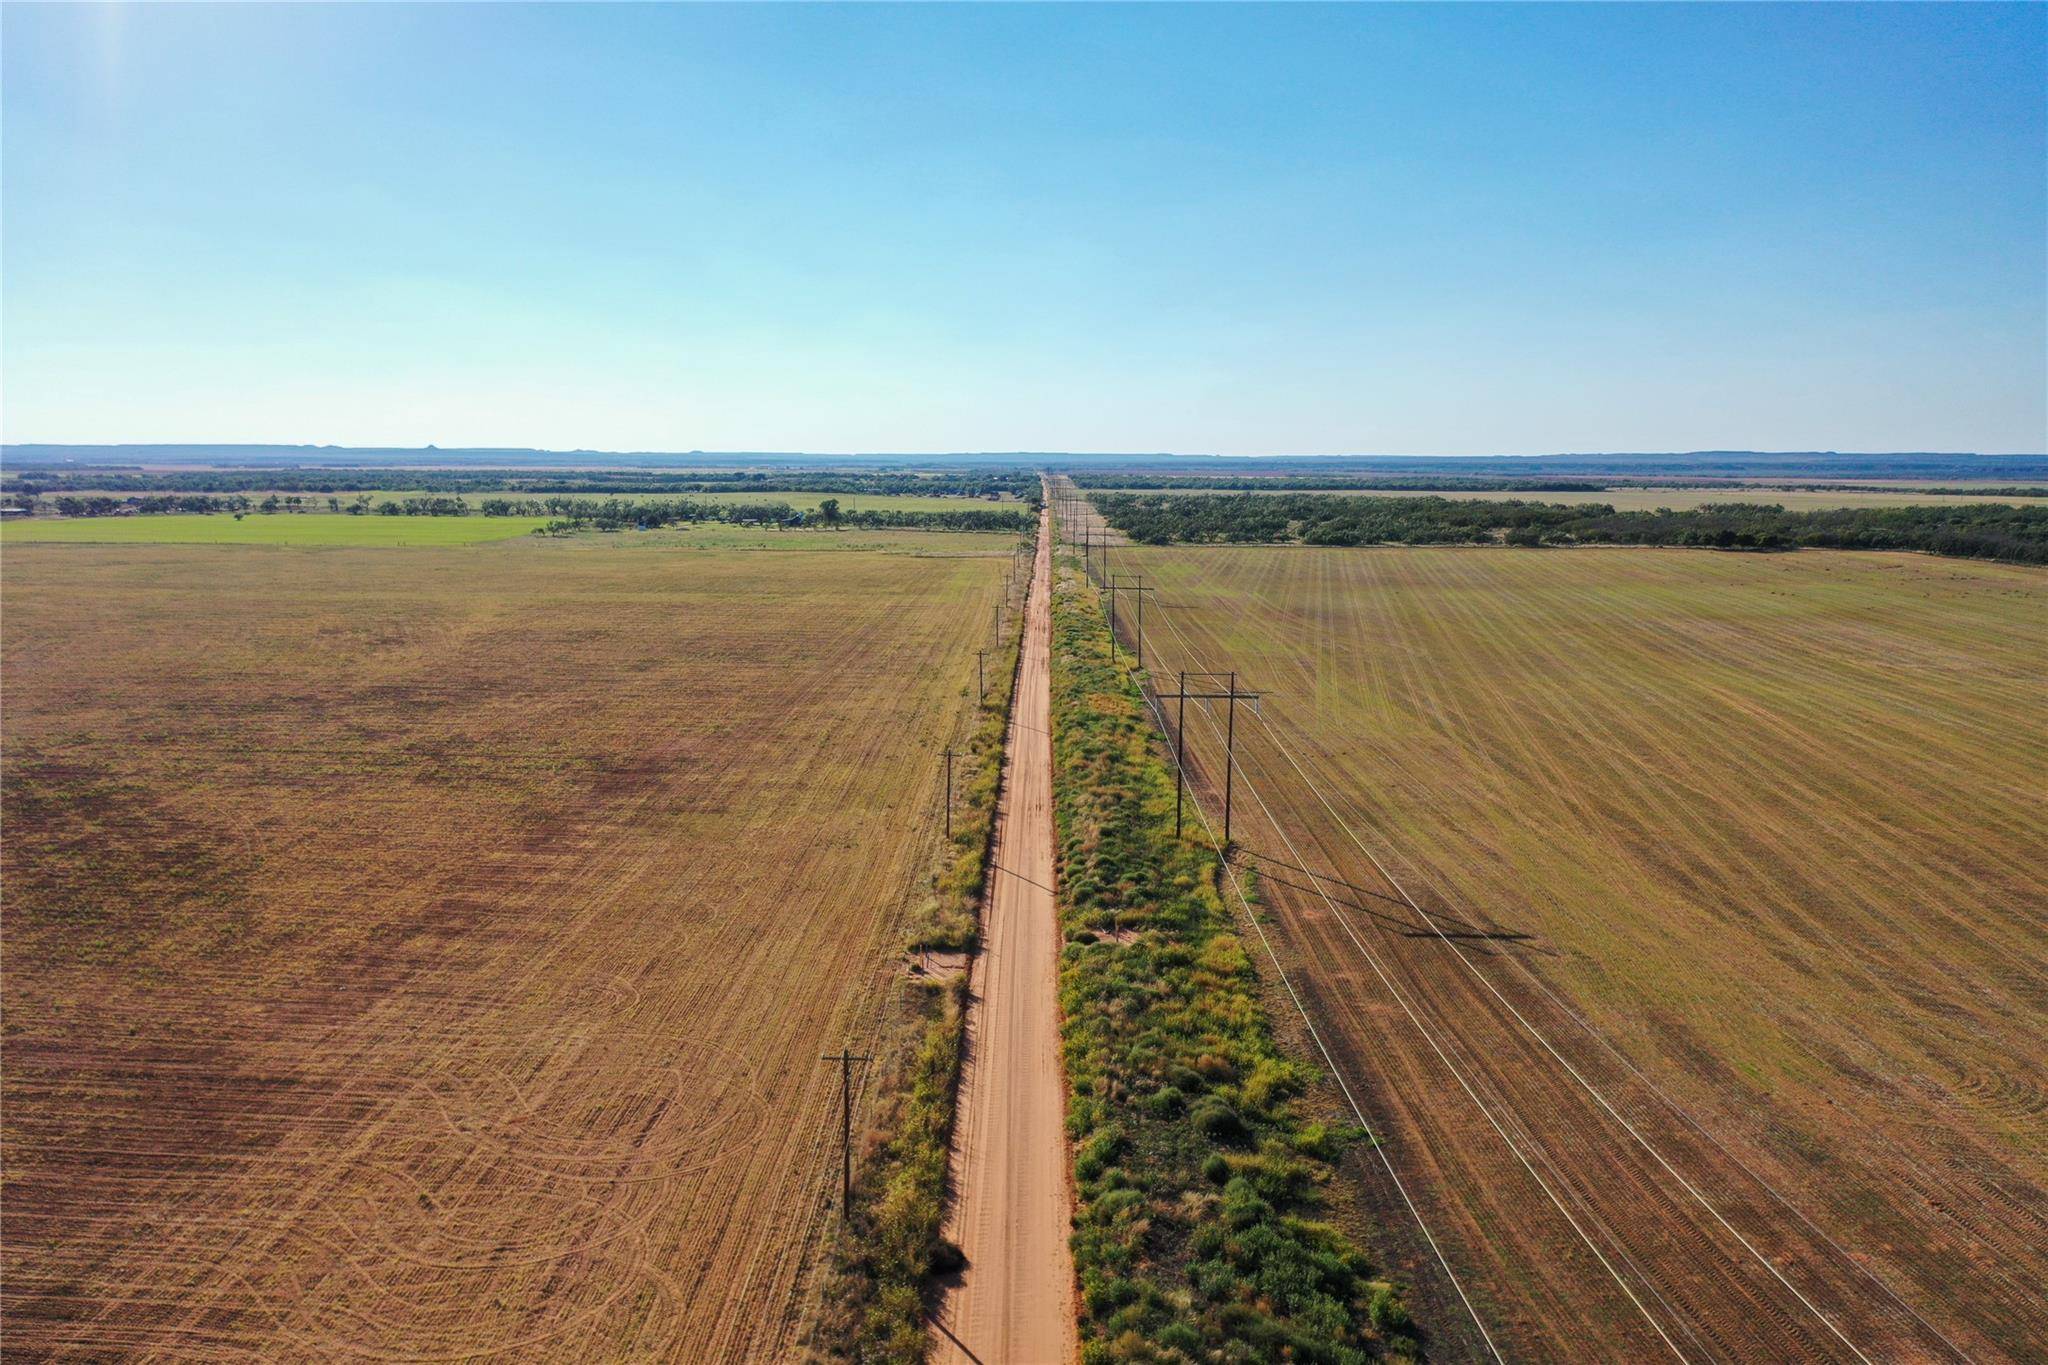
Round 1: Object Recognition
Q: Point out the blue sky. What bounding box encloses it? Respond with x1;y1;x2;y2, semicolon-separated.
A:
4;3;2042;454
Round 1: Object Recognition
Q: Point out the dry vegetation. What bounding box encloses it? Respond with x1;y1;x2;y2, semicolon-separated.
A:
2;537;1008;1358
1113;543;2045;1361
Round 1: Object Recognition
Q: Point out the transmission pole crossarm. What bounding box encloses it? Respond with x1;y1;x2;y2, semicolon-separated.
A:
1156;674;1261;847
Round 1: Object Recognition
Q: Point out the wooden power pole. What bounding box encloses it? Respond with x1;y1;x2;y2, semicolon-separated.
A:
1109;574;1154;671
821;1049;871;1215
942;746;954;838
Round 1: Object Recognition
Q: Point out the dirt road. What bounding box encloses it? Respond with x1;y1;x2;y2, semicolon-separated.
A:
932;509;1077;1365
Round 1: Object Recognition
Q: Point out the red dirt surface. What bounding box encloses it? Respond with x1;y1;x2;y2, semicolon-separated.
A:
933;510;1078;1365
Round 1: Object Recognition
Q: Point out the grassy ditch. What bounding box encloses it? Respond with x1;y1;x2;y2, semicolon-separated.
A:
1049;559;1421;1364
814;531;1035;1362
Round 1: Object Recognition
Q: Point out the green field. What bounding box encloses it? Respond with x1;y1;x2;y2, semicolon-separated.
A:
684;489;1019;514
0;513;548;546
1099;484;2047;511
572;522;1023;554
0;513;1024;555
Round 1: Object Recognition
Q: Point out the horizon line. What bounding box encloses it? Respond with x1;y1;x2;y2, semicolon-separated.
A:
6;443;2045;462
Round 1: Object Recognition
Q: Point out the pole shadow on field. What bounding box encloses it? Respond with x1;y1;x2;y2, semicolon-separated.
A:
1233;850;1550;957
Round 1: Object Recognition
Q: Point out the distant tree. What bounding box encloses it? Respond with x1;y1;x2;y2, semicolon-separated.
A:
817;497;842;524
327;496;341;513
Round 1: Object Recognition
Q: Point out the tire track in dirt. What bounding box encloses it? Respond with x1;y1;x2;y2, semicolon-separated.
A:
2;543;1017;1360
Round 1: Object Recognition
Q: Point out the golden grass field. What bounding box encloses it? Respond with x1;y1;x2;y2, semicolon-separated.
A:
1;536;1010;1358
1111;541;2045;1361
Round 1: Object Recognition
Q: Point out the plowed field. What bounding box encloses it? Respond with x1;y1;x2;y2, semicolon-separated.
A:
2;538;1009;1358
1101;538;2046;1362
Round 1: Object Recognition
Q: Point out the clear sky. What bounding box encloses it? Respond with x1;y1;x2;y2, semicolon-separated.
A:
3;2;2043;455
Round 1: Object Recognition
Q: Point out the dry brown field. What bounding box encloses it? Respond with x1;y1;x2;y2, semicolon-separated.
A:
1104;539;2046;1362
1;535;1009;1358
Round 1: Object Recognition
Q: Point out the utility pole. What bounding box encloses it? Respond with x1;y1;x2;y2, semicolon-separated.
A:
943;746;954;838
1159;672;1262;846
975;648;986;705
1110;575;1154;671
1176;669;1188;838
1137;576;1147;665
821;1049;871;1215
1224;670;1238;847
1106;576;1118;663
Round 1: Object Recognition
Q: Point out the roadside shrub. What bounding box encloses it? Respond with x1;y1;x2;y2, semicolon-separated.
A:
1190;1096;1249;1146
1369;1283;1411;1333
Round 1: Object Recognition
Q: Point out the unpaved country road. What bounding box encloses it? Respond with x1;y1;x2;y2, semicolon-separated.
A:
933;508;1077;1365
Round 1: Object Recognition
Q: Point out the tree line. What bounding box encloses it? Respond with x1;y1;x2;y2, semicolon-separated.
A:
22;493;329;517
20;493;444;518
3;468;1043;503
511;496;1034;534
1093;492;2048;565
8;491;1035;533
1069;473;1614;492
1071;473;2048;499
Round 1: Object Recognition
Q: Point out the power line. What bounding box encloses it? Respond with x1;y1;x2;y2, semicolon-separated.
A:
1243;698;1895;1364
1120;629;1507;1363
1133;571;1693;1360
1116;498;1907;1363
1043;474;1504;1359
1108;573;1155;670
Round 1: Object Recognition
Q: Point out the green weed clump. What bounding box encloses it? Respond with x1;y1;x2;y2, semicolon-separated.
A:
1049;561;1421;1363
